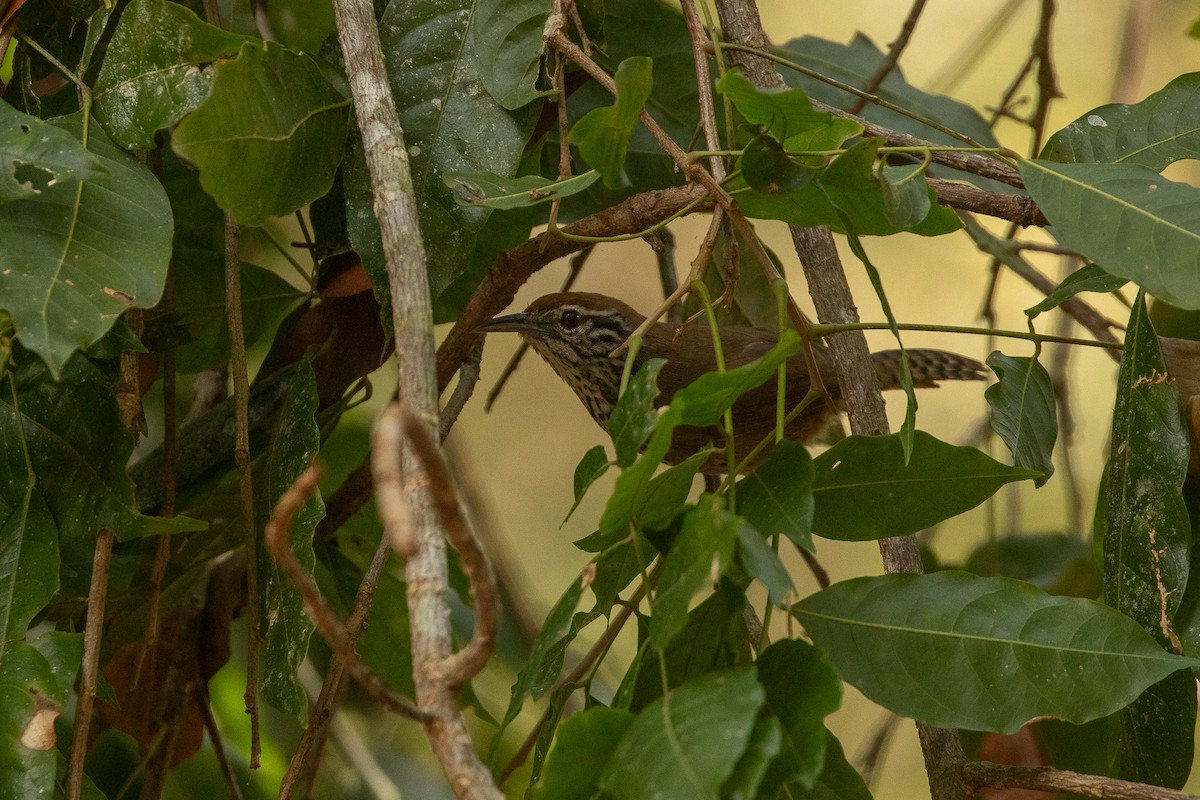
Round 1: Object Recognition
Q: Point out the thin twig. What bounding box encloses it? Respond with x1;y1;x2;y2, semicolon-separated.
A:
280;534;395;799
66;529;113;800
224;211;263;767
846;0;927;115
439;342;483;440
264;461;431;723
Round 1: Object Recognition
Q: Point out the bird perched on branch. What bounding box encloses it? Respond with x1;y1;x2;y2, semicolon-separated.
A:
479;292;987;473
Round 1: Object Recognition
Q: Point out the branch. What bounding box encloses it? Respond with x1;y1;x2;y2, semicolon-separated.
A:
332;0;500;795
960;761;1200;800
264;462;430;723
846;0;927;115
709;5;969;800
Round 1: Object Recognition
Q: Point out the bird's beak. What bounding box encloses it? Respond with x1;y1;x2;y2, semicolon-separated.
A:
476;312;538;335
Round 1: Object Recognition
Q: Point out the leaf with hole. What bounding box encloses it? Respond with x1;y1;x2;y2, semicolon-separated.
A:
0;101;104;202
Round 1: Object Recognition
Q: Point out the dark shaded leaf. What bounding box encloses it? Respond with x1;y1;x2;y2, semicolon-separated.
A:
609;359;664;468
471;0;550;110
757;639;842;792
0;101;104;201
735;434;814;552
565;444;610;523
1103;293;1193;785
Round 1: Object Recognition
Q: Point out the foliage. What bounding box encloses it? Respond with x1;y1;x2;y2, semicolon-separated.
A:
1;1;1199;799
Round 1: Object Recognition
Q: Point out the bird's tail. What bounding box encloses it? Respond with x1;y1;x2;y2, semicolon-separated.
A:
871;349;988;390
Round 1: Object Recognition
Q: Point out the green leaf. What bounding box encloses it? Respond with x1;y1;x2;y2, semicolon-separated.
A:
650;495;738;648
722;717;782;800
715;69;862;148
599;668;765;800
781;730;874;800
0;101;104;202
93;0;253;150
1020;159;1200;309
470;0;550;110
168;252;305;374
600;333;800;538
741;133;815;195
811;432;1039;541
586;534;657;614
1041;72;1200;169
794;571;1198;733
878;162;931;228
775;34;998;149
1103;293;1193;785
731;139;961;237
446;169;601;209
260;360;323;721
1025;263;1128;318
964;533;1099;596
0;354;205;542
610;359;665;468
568;56;653;189
0;632;82;800
0;115;172;378
565;444;610;523
735;440;814;552
634;448;710;531
0;487;58;643
533;707;634;800
628;584;750;711
498;576;585;733
985;352;1057;487
734;519;794;607
757;639;842;792
172;43;350;226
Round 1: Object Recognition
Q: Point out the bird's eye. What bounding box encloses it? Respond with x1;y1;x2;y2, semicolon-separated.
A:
559;309;582;330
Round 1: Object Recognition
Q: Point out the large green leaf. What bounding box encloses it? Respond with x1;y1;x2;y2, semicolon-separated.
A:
1103;294;1193;786
985;352;1057;487
172;43;350;226
650;495;738;648
0;101;104;202
0;116;172;377
810;431;1040;541
259;361;324;721
599;668;764;800
1020;159;1200;309
569;57;654;189
609;359;665;468
0;632;82;800
93;0;253;150
0;353;204;542
1042;72;1200;169
470;0;550;110
795;572;1198;733
348;0;527;321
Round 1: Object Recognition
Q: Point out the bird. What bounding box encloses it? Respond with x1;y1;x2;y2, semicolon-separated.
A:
478;292;987;473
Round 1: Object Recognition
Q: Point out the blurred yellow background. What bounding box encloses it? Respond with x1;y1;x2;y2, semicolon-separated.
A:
441;1;1200;797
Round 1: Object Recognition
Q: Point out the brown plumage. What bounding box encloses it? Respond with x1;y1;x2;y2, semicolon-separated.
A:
480;292;987;473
